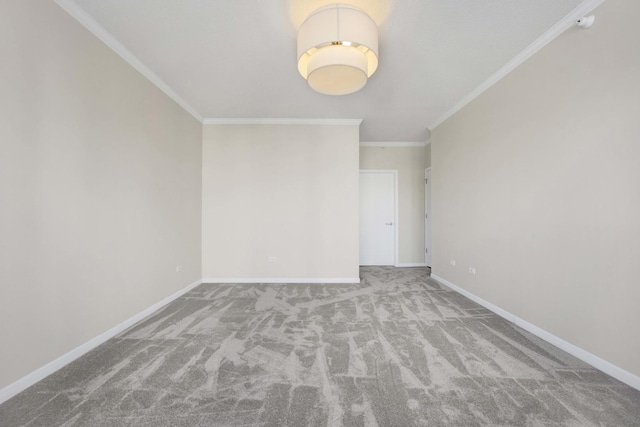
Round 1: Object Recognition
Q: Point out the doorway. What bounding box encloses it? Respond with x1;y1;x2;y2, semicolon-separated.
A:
359;170;397;266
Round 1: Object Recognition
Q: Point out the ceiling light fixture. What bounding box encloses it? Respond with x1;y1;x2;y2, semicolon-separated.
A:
297;4;379;96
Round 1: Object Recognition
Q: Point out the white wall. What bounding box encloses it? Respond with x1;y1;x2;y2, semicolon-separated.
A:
360;146;428;264
0;0;202;390
432;0;640;378
202;124;360;281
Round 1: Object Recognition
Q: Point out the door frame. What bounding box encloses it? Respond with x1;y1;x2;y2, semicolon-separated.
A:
359;169;399;266
425;167;432;267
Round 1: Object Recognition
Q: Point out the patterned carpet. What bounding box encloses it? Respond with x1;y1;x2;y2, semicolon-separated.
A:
1;267;639;426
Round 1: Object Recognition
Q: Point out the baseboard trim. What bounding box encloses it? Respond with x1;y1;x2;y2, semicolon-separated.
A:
395;263;429;268
0;278;203;405
202;277;361;284
431;274;640;392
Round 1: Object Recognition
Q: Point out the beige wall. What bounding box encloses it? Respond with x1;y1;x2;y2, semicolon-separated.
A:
0;1;202;390
360;146;428;264
425;144;431;168
432;0;640;377
202;124;360;280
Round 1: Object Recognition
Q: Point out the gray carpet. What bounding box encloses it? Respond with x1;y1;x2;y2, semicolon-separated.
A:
1;267;639;426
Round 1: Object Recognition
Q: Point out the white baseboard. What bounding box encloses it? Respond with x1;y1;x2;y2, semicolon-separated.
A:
0;278;203;405
395;263;429;268
431;274;640;392
202;277;361;284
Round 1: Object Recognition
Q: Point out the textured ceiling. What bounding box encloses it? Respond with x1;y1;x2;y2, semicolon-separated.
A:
68;0;585;141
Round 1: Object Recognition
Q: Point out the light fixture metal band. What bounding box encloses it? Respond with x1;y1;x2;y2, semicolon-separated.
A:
297;4;378;77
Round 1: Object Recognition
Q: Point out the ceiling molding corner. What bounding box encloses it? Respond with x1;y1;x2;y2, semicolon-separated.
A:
428;0;607;130
359;141;427;147
54;0;204;123
203;118;363;126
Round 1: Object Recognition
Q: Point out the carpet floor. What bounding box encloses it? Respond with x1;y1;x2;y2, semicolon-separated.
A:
1;267;639;426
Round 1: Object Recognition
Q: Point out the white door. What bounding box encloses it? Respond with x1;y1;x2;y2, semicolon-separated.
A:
359;171;396;265
425;168;432;267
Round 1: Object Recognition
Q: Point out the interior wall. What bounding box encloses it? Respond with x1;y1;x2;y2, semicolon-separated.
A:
0;0;202;390
202;124;360;280
432;0;640;377
359;146;428;264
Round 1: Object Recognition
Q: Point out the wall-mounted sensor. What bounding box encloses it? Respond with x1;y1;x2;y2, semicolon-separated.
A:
576;15;595;29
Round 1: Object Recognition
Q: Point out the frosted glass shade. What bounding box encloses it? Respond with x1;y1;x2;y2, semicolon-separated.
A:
307;45;368;95
297;4;378;95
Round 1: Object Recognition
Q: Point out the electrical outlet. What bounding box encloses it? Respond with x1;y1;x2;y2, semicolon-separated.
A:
268;257;277;263
469;267;476;275
176;265;183;272
450;259;456;267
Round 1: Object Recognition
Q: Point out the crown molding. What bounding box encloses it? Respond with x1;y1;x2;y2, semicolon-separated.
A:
429;0;607;130
54;0;204;123
360;141;427;147
203;118;362;126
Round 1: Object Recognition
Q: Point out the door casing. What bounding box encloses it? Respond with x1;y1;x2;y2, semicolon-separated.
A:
425;167;432;267
359;170;398;266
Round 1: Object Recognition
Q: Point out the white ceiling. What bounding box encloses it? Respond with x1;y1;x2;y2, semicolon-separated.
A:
66;0;587;141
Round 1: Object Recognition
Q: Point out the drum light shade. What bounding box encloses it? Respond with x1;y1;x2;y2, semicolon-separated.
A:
297;4;378;95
